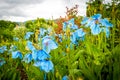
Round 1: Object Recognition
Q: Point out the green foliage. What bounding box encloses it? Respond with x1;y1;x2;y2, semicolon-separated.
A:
0;20;16;30
25;18;58;32
13;27;27;39
86;3;120;79
25;20;34;29
0;58;23;80
0;20;16;42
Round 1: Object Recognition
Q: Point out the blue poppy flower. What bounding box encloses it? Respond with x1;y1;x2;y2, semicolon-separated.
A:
81;15;100;28
42;36;58;53
32;49;38;61
70;32;77;44
34;60;54;73
81;14;113;36
0;58;6;67
67;18;78;30
75;28;86;37
27;41;36;51
24;32;34;40
88;15;101;35
23;53;32;63
32;49;50;61
37;50;50;60
0;46;7;54
63;18;74;31
62;75;69;80
63;18;78;31
71;28;86;44
39;28;47;37
81;14;101;28
11;51;22;59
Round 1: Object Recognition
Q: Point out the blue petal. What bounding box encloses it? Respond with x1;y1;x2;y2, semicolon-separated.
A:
48;40;58;49
63;22;67;31
33;60;41;67
32;49;38;61
62;75;69;80
75;28;86;37
91;14;102;20
42;36;58;53
37;50;50;60
68;18;74;26
27;41;36;51
71;24;78;30
70;32;77;44
81;17;89;25
40;60;54;73
105;28;110;38
0;46;7;54
12;51;18;58
42;35;51;40
63;18;75;31
85;19;95;27
34;60;54;73
23;53;32;63
39;28;47;37
100;18;113;27
101;28;110;38
91;24;101;35
12;51;22;59
24;32;34;40
18;52;22;59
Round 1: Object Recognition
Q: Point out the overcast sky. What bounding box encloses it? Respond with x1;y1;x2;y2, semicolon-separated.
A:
0;0;111;22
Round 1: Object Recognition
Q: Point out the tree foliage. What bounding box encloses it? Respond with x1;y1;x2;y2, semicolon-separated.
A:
0;20;16;42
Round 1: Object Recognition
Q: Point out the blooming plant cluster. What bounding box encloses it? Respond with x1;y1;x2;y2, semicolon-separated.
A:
0;14;114;80
81;14;113;37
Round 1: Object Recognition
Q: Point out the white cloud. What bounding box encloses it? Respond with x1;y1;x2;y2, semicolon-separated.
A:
23;0;65;19
0;0;87;22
